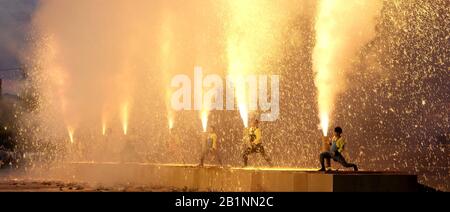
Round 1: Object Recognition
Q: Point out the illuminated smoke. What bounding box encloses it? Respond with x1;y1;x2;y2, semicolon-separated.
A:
223;0;291;128
313;0;382;135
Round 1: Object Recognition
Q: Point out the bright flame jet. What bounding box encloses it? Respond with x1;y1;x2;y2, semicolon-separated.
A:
121;102;129;135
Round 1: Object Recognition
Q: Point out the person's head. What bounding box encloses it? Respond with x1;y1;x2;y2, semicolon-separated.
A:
251;118;260;127
208;125;216;133
334;127;343;137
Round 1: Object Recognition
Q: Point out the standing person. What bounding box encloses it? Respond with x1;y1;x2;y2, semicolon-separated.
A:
318;127;358;171
242;119;272;167
199;125;222;167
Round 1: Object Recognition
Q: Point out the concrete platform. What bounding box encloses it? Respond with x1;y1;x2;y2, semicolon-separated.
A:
50;162;418;192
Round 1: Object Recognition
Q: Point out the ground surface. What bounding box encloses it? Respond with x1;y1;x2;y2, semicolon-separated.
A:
0;178;181;192
0;164;416;192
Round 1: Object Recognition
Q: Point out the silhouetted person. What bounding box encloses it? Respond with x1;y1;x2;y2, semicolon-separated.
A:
242;119;272;167
319;127;358;171
199;125;222;167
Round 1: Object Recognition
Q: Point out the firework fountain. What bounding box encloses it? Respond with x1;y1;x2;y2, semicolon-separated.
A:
7;0;447;191
313;0;382;136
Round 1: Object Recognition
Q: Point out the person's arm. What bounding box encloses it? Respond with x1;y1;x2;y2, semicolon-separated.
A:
253;129;261;144
336;138;345;153
212;134;218;150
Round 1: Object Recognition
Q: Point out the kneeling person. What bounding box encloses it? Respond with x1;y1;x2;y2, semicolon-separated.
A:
319;127;358;171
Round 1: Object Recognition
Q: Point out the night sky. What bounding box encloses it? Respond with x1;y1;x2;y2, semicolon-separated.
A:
0;0;37;71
